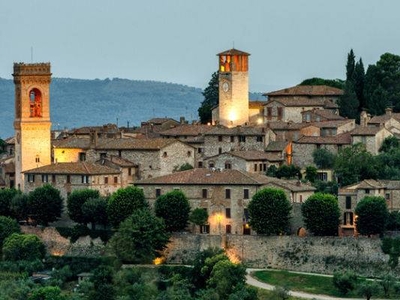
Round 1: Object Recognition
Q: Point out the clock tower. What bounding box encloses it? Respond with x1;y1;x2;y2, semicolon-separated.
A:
13;63;52;190
217;48;250;127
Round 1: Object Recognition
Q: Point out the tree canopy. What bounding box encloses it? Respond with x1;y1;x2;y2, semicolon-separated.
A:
107;186;148;228
155;190;191;232
0;215;20;247
355;196;389;236
27;184;63;226
110;208;170;264
0;188;19;217
67;189;100;224
248;188;292;235
301;193;340;236
198;71;219;124
2;233;46;261
299;77;344;89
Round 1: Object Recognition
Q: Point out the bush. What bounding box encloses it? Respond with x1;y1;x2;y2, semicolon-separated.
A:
332;271;358;295
2;233;46;261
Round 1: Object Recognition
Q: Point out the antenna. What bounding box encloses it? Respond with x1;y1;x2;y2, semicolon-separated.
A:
31;46;33;63
232;41;235;49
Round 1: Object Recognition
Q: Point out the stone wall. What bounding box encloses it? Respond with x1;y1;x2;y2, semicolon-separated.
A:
165;233;393;277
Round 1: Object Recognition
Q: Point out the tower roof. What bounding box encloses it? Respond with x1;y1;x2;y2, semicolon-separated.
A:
217;48;250;56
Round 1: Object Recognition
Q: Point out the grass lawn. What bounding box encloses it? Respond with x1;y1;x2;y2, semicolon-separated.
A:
252;269;346;297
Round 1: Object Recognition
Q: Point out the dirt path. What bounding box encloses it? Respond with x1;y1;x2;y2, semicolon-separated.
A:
246;268;387;300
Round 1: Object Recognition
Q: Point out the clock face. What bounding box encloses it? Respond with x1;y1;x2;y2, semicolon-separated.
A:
222;81;230;92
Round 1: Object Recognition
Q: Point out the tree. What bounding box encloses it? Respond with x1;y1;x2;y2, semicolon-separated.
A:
107;186;148;228
67;189;100;224
379;136;400;153
27;184;63;226
301;193;340;236
334;143;378;186
304;165;318;183
0;216;20;247
312;148;335;169
198;71;219;124
270;286;290;300
354;58;366;111
0;188;19;217
346;49;356;82
82;197;109;229
0;138;6;154
2;233;46;261
110;208;170;263
155;190;190;232
380;274;395;298
266;165;278;177
88;265;115;300
357;281;382;300
191;248;225;290
10;193;29;222
248;188;292;235
333;271;358;296
189;207;209;231
176;163;194;172
299;77;344;89
275;164;301;179
29;286;66;300
355;196;389;236
338;81;359;119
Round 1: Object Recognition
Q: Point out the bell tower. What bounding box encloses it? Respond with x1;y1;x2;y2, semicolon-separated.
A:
217;49;250;127
13;63;52;190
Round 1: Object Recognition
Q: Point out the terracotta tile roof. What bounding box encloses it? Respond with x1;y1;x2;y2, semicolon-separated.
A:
369;113;400;124
23;162;120;175
310;110;345;120
341;179;400;191
144;118;178;125
295;132;351;145
310;120;354;129
350;127;385;136
4;162;15;173
264;85;344;97
160;124;215;137
265;141;289;152
96;137;180;150
205;126;266;136
249;101;267;109
135;168;314;192
265;98;338;108
53;137;92;149
4;136;15;144
217;48;250;56
68;124;119;135
267;121;308;130
101;155;137;167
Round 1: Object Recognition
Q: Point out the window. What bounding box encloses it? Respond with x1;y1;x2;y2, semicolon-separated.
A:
100;153;107;159
386;193;391;200
128;168;132;176
225;189;231;199
259;163;262;171
317;172;328;181
256;136;263;142
114;177;118;184
254;164;257;172
200;224;210;234
345;196;352;209
361;136;367;144
218;136;223;142
230;136;235;142
277;107;283;120
238;136;246;142
202;188;208;198
52;174;56;183
118;150;122;157
299;195;303;203
104;176;109;184
156;188;161;197
163;151;168;157
244;189;249;199
225;208;231;218
209;162;215;168
263;164;267;172
29;88;42;118
343;212;354;225
35;156;40;163
187;151;192;157
79;152;86;162
218;147;222;154
226;224;232;234
365;189;370;194
198;147;203;153
81;175;89;184
198;161;203;168
305;113;310;122
225;161;232;169
42;174;48;183
66;175;71;184
28;174;35;183
267;107;272;119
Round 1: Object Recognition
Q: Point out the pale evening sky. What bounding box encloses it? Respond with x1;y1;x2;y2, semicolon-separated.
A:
1;0;400;92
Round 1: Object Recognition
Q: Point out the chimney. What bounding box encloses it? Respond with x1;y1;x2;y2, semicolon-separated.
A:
386;107;392;116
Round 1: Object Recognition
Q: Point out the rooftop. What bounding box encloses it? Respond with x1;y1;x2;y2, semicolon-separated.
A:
264;85;344;97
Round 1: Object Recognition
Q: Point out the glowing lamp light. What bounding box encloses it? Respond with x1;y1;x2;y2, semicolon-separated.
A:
257;118;263;125
229;110;237;122
153;257;164;265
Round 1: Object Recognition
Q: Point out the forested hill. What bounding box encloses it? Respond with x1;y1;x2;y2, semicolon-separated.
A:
0;77;263;139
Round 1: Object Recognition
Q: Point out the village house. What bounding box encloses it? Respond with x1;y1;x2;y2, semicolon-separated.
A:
361;108;400;134
263;85;343;123
350;126;392;155
203;150;283;173
23;162;122;200
135;168;315;235
129;117;181;138
301;108;345;123
338;179;400;236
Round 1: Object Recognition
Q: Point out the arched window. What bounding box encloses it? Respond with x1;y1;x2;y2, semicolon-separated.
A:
29;88;42;117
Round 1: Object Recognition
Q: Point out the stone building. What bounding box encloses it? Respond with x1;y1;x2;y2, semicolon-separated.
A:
301;108;345;123
13;63;52;190
350;126;392;155
203;150;283;173
135;168;315;235
23;162;122;200
338;179;400;236
263;85;342;123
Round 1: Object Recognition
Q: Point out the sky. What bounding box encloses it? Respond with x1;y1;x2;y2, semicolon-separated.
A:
1;0;400;92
